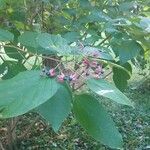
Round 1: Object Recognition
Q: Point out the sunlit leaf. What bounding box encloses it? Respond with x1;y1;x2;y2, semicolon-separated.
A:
87;79;134;107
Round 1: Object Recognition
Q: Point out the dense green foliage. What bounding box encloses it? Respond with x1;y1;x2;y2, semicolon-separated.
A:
0;0;149;149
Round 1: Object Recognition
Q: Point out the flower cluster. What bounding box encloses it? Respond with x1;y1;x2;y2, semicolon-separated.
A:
41;67;77;83
82;58;103;79
40;57;104;85
57;73;77;83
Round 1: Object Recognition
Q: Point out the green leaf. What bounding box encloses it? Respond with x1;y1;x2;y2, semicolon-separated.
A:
79;0;91;8
0;63;6;75
1;61;26;79
0;0;5;8
119;2;137;12
4;47;24;60
0;29;14;42
10;10;26;22
37;33;73;55
113;62;132;91
73;94;123;149
18;31;39;51
19;32;76;55
87;79;134;107
63;32;81;43
81;46;113;60
112;39;143;63
139;17;150;33
9;28;21;43
37;85;72;132
18;31;50;54
113;68;128;92
0;70;59;118
87;10;111;22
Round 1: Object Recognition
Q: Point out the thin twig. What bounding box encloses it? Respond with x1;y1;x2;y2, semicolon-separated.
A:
0;55;5;62
103;71;113;79
74;83;86;91
3;45;61;62
99;35;111;46
10;117;19;132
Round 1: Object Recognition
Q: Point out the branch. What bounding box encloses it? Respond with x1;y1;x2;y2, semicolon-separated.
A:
103;71;113;79
3;45;61;62
10;117;19;132
99;35;111;46
74;83;86;91
0;55;5;62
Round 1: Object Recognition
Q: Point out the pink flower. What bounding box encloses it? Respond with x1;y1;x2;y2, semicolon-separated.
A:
90;61;97;68
49;68;56;77
93;74;101;79
70;73;77;81
83;58;89;66
57;73;65;82
95;65;102;74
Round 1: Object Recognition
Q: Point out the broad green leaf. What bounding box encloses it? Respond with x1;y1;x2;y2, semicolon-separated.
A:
4;47;24;60
83;35;100;45
1;61;26;79
119;1;137;12
9;28;21;43
87;79;134;107
0;70;59;118
113;62;132;91
73;94;123;149
18;31;39;50
18;31;48;54
37;33;73;55
79;0;91;8
63;32;81;43
112;18;131;26
87;10;111;22
37;85;72;132
10;10;26;22
0;63;6;75
0;29;14;42
112;39;143;63
19;32;75;55
81;46;113;60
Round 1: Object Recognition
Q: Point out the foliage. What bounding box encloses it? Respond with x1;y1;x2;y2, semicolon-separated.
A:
0;0;149;149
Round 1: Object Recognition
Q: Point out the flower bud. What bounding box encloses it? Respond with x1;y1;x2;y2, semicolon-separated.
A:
90;61;97;68
95;65;102;74
83;58;89;66
57;73;65;82
93;74;101;79
49;68;56;77
69;73;77;81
